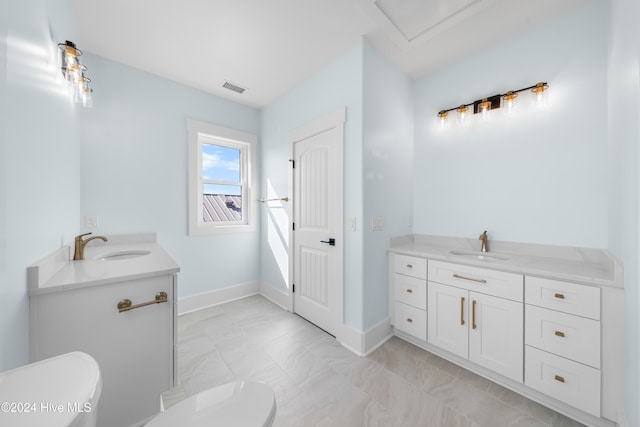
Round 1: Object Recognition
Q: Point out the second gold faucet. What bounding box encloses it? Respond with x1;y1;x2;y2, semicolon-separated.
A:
479;230;489;252
73;232;108;260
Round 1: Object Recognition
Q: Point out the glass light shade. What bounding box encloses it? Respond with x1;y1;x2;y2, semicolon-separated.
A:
438;110;449;128
502;91;518;116
531;82;549;107
478;98;491;119
457;105;469;125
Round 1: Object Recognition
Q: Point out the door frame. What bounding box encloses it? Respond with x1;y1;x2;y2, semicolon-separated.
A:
288;107;346;333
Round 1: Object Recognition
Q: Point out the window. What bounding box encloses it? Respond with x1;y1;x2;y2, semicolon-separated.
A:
187;119;256;234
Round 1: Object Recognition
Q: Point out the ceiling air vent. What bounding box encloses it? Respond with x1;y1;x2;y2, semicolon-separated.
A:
221;80;247;94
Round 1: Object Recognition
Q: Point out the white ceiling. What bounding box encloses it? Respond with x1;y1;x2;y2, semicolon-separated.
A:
70;0;585;108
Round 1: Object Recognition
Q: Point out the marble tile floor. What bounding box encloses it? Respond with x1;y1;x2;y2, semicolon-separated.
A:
163;294;585;427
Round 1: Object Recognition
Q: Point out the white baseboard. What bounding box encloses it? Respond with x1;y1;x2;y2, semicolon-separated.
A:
338;318;393;356
177;282;392;357
259;281;291;311
177;281;259;315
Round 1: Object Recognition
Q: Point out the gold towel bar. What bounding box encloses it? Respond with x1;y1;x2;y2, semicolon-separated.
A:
258;197;289;202
118;292;168;313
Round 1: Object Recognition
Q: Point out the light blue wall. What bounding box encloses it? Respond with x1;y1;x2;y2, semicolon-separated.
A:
607;0;640;424
413;0;609;248
1;0;81;371
78;53;261;299
259;42;365;329
362;42;413;329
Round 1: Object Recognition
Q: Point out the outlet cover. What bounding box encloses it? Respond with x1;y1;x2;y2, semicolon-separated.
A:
85;214;99;228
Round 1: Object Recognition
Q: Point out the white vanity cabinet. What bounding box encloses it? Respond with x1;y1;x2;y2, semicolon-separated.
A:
427;260;524;382
28;236;179;427
388;234;624;427
524;276;602;417
30;274;176;427
391;255;427;340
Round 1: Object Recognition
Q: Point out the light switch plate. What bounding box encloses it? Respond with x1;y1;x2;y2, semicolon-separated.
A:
372;216;384;231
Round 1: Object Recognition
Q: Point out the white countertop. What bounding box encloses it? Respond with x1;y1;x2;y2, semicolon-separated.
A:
389;234;623;288
28;233;180;296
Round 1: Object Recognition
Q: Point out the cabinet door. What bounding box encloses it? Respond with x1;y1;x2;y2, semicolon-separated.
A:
31;275;174;427
428;282;468;358
469;292;523;382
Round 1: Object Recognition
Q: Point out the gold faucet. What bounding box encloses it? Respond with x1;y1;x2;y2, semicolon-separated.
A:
73;232;108;260
479;230;489;252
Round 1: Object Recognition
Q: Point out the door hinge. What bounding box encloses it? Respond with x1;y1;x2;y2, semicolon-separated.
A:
289;159;295;168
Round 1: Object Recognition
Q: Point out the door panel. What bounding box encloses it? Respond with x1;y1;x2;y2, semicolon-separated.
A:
469;292;524;382
427;282;468;358
291;109;344;337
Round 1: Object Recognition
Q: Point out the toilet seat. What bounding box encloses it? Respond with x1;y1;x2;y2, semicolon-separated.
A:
146;381;276;427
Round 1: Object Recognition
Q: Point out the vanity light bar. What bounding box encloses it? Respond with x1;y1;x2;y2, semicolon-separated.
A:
57;40;94;107
437;81;549;124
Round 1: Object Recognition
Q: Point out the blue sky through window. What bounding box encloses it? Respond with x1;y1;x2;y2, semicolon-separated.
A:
202;143;241;195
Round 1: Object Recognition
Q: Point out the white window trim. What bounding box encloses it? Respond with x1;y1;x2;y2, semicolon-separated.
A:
187;119;257;235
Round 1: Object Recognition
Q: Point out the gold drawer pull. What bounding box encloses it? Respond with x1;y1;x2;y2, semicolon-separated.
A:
118;292;168;313
406;264;413;269
460;297;465;325
406;318;413;323
453;274;487;284
554;293;565;299
554;375;565;383
406;289;413;294
472;300;477;330
555;331;565;338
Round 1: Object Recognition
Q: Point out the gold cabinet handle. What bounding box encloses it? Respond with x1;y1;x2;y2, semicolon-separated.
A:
406;264;413;269
554;293;565;299
118;292;168;313
554;375;565;383
406;289;413;294
406;318;413;323
460;297;465;325
555;331;565;337
472;300;477;330
453;274;487;284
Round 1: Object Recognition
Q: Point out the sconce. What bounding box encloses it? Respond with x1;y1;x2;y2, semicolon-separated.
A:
437;81;548;127
57;40;93;107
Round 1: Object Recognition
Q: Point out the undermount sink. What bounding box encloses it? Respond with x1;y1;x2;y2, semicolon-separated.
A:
98;250;151;261
449;250;510;262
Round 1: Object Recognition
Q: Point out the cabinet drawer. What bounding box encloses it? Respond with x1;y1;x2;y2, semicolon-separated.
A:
394;274;427;310
394;254;427;279
394;301;427;341
525;277;600;320
428;260;523;302
525;305;600;368
525;346;600;417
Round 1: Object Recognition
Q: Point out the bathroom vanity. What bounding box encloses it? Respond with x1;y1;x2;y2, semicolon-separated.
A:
389;234;624;427
28;233;179;427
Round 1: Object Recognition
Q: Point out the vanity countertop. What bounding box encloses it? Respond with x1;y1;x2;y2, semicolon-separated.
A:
28;233;180;296
389;234;623;288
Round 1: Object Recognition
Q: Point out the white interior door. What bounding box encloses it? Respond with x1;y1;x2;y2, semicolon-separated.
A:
291;108;344;337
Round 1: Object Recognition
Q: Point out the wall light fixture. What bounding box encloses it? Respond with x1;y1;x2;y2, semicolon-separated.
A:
437;81;549;128
58;40;93;107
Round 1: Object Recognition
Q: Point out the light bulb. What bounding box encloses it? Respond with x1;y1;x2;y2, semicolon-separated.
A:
478;98;491;119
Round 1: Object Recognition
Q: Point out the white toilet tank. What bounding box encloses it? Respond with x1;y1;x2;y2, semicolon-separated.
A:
0;352;102;427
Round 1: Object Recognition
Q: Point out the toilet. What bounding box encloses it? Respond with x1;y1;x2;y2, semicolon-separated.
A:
145;381;277;427
0;351;102;427
0;352;275;427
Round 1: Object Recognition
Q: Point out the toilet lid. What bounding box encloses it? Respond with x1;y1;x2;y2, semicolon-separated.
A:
147;381;276;427
0;352;102;427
